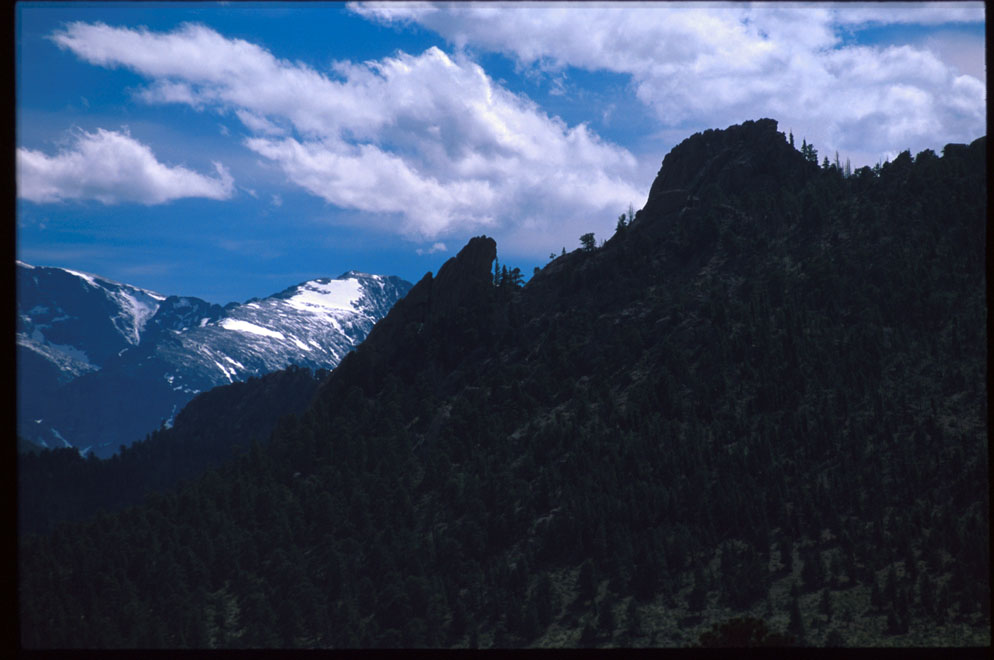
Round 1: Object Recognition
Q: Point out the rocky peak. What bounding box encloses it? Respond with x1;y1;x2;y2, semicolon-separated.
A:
143;296;225;341
640;118;812;221
321;236;498;400
367;236;497;336
429;236;497;321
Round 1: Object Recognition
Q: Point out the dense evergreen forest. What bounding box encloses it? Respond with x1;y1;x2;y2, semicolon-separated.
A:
18;119;988;648
18;366;326;535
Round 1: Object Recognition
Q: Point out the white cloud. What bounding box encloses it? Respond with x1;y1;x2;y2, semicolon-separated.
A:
137;80;205;108
831;2;985;26
52;21;642;251
352;2;986;166
235;110;286;136
17;128;235;204
416;242;447;255
919;29;987;80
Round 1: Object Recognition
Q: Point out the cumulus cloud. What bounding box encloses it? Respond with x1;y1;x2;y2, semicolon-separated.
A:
51;21;641;250
17;128;235;204
351;2;985;165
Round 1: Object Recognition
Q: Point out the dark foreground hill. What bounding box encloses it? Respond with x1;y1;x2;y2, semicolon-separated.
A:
18;365;326;535
19;119;988;648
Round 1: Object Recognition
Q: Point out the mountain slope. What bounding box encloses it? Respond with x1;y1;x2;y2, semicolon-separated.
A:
18;365;325;535
16;266;412;456
18;119;988;648
17;263;166;449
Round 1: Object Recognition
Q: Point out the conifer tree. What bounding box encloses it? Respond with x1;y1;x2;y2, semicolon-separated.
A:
687;566;707;611
578;559;596;602
597;599;615;634
819;587;832;621
625;599;640;637
788;595;805;641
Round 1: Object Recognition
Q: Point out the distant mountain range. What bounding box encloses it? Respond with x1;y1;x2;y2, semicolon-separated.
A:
16;263;412;457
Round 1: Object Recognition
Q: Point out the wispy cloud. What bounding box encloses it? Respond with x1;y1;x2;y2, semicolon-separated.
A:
216;237;284;260
17;127;235;204
51;21;642;250
830;3;985;26
18;245;115;265
116;262;174;277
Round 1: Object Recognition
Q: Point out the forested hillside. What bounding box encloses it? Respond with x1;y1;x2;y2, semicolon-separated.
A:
18;119;988;648
18;366;326;535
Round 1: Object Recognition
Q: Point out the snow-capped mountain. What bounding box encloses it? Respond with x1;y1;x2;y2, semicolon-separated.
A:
16;262;412;457
17;261;166;378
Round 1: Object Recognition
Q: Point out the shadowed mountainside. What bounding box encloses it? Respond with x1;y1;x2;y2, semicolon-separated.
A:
19;119;988;648
18;366;327;535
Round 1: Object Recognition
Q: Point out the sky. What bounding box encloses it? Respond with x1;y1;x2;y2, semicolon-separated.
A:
15;1;986;304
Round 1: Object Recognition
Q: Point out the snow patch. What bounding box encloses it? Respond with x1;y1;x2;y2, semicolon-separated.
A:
291;336;311;351
63;268;98;287
223;355;246;370
219;318;286;340
18;335;96;374
284;278;364;317
50;427;72;448
211;359;234;383
199;318;209;327
163;404;178;430
107;289;161;344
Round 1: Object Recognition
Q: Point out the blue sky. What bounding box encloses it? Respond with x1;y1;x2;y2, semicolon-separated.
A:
16;2;986;304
